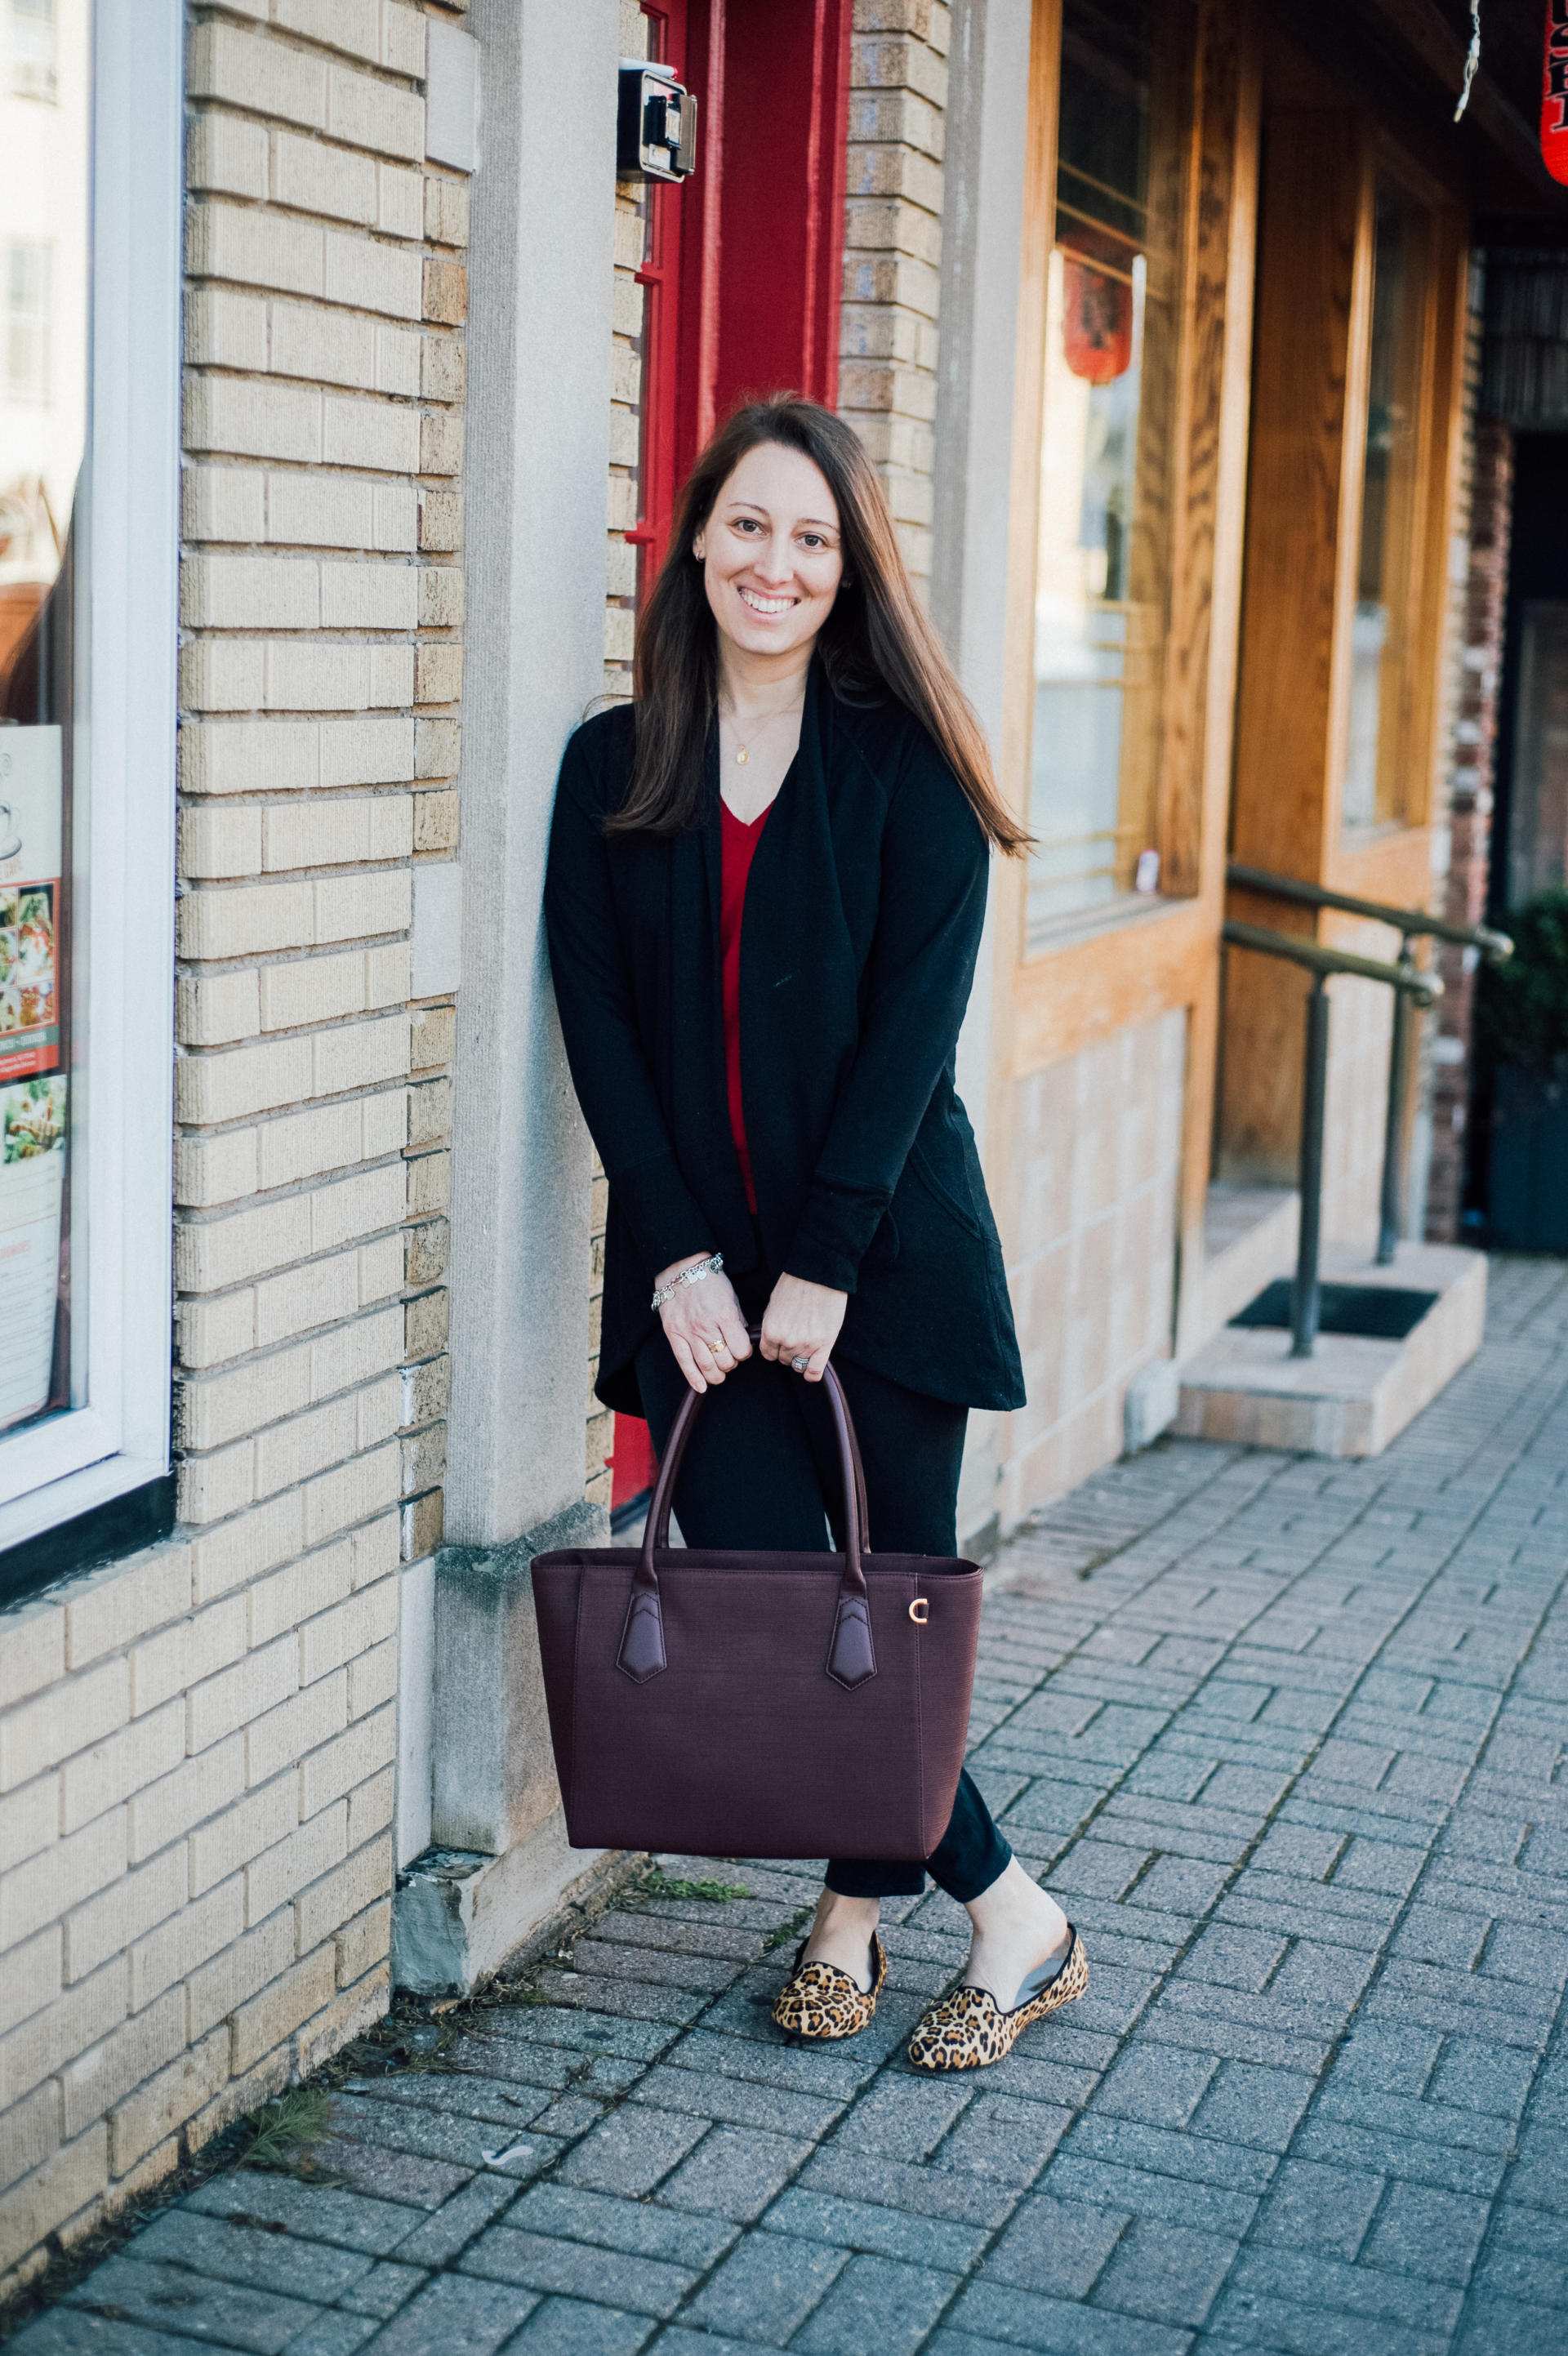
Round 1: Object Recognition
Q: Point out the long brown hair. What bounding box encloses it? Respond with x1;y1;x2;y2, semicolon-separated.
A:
610;395;1031;853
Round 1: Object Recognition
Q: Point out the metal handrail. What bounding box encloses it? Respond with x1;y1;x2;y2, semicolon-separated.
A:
1220;922;1447;1360
1222;920;1444;1004
1227;863;1513;964
1227;862;1507;1269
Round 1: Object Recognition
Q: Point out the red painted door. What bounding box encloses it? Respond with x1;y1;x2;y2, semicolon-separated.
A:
609;1409;657;1513
672;0;853;488
634;0;854;572
709;0;852;423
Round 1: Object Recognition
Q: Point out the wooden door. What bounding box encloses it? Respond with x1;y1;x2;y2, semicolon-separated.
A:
1218;32;1467;1189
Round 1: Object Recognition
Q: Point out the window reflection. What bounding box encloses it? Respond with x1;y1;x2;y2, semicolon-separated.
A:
0;0;86;1436
9;0;57;105
1505;601;1568;906
1343;175;1431;838
1029;0;1192;933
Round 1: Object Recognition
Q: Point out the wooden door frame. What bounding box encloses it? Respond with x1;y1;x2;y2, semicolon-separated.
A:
1221;66;1470;1186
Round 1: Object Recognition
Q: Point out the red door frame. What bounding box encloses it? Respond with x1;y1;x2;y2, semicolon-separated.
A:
627;0;692;595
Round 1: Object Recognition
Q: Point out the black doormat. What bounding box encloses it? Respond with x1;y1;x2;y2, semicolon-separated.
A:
1230;1280;1440;1341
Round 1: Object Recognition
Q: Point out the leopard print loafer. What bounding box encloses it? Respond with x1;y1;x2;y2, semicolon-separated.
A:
906;1927;1088;2073
771;1932;888;2042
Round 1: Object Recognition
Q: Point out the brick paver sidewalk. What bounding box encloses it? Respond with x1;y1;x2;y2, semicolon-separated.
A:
12;1257;1568;2355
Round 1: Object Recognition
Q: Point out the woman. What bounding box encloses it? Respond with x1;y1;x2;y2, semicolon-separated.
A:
545;395;1087;2072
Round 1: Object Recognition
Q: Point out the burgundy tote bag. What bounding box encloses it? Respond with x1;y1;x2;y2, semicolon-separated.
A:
531;1347;985;1861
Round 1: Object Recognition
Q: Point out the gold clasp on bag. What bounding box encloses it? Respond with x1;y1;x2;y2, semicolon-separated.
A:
908;1598;929;1624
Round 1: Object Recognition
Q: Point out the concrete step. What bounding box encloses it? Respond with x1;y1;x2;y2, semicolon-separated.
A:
1174;1240;1487;1456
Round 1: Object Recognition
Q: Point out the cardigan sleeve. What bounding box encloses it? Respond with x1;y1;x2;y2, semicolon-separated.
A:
544;736;715;1280
784;737;989;1294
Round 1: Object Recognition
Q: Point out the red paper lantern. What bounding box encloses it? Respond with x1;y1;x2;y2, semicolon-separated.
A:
1061;252;1134;386
1544;0;1568;185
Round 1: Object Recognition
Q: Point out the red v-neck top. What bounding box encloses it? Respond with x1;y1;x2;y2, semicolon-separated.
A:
719;795;771;1213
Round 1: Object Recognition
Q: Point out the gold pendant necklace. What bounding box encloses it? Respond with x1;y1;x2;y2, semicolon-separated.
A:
726;699;800;768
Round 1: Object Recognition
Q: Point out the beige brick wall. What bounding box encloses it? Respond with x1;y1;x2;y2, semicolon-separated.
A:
840;0;949;593
996;1009;1187;1527
0;0;470;2294
586;1157;613;1515
607;0;646;707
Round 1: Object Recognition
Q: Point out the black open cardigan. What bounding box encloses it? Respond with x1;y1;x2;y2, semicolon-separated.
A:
543;658;1026;1418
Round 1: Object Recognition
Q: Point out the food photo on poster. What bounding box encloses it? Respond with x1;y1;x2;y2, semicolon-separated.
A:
0;728;66;1434
0;1068;66;1432
0;723;61;1082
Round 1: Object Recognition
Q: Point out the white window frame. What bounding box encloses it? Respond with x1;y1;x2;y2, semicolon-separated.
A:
0;0;180;1550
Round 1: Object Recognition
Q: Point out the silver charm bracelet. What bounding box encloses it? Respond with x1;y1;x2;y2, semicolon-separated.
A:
650;1252;724;1311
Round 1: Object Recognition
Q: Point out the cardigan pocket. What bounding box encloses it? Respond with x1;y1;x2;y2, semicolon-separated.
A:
908;1137;987;1241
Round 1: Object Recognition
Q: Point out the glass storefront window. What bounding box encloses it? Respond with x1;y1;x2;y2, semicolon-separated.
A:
0;0;179;1555
1507;601;1568;907
0;0;85;1441
1342;173;1432;839
1027;0;1193;933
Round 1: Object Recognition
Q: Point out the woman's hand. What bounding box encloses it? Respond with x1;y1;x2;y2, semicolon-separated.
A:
656;1254;754;1395
760;1273;848;1383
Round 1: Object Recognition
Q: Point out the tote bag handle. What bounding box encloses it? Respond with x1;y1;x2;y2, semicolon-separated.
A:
644;1329;871;1559
617;1329;879;1691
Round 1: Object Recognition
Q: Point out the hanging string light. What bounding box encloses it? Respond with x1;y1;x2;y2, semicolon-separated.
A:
1455;0;1481;120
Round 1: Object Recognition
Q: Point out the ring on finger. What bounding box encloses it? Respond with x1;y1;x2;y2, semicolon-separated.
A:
791;1355;809;1374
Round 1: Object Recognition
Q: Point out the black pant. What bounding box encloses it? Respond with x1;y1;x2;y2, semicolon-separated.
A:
634;1307;1013;1906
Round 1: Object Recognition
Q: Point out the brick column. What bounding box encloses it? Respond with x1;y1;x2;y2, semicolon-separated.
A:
840;0;951;596
416;0;618;1993
1427;415;1512;1240
581;0;653;1517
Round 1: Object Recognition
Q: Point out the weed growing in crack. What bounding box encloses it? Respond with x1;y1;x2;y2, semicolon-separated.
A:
639;1868;753;1903
762;1903;814;1952
234;2088;348;2185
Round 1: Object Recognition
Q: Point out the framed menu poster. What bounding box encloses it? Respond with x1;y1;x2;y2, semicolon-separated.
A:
0;726;63;1084
0;728;66;1432
0;1073;66;1431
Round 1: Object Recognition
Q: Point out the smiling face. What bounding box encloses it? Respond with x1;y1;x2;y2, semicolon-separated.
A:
694;441;845;674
